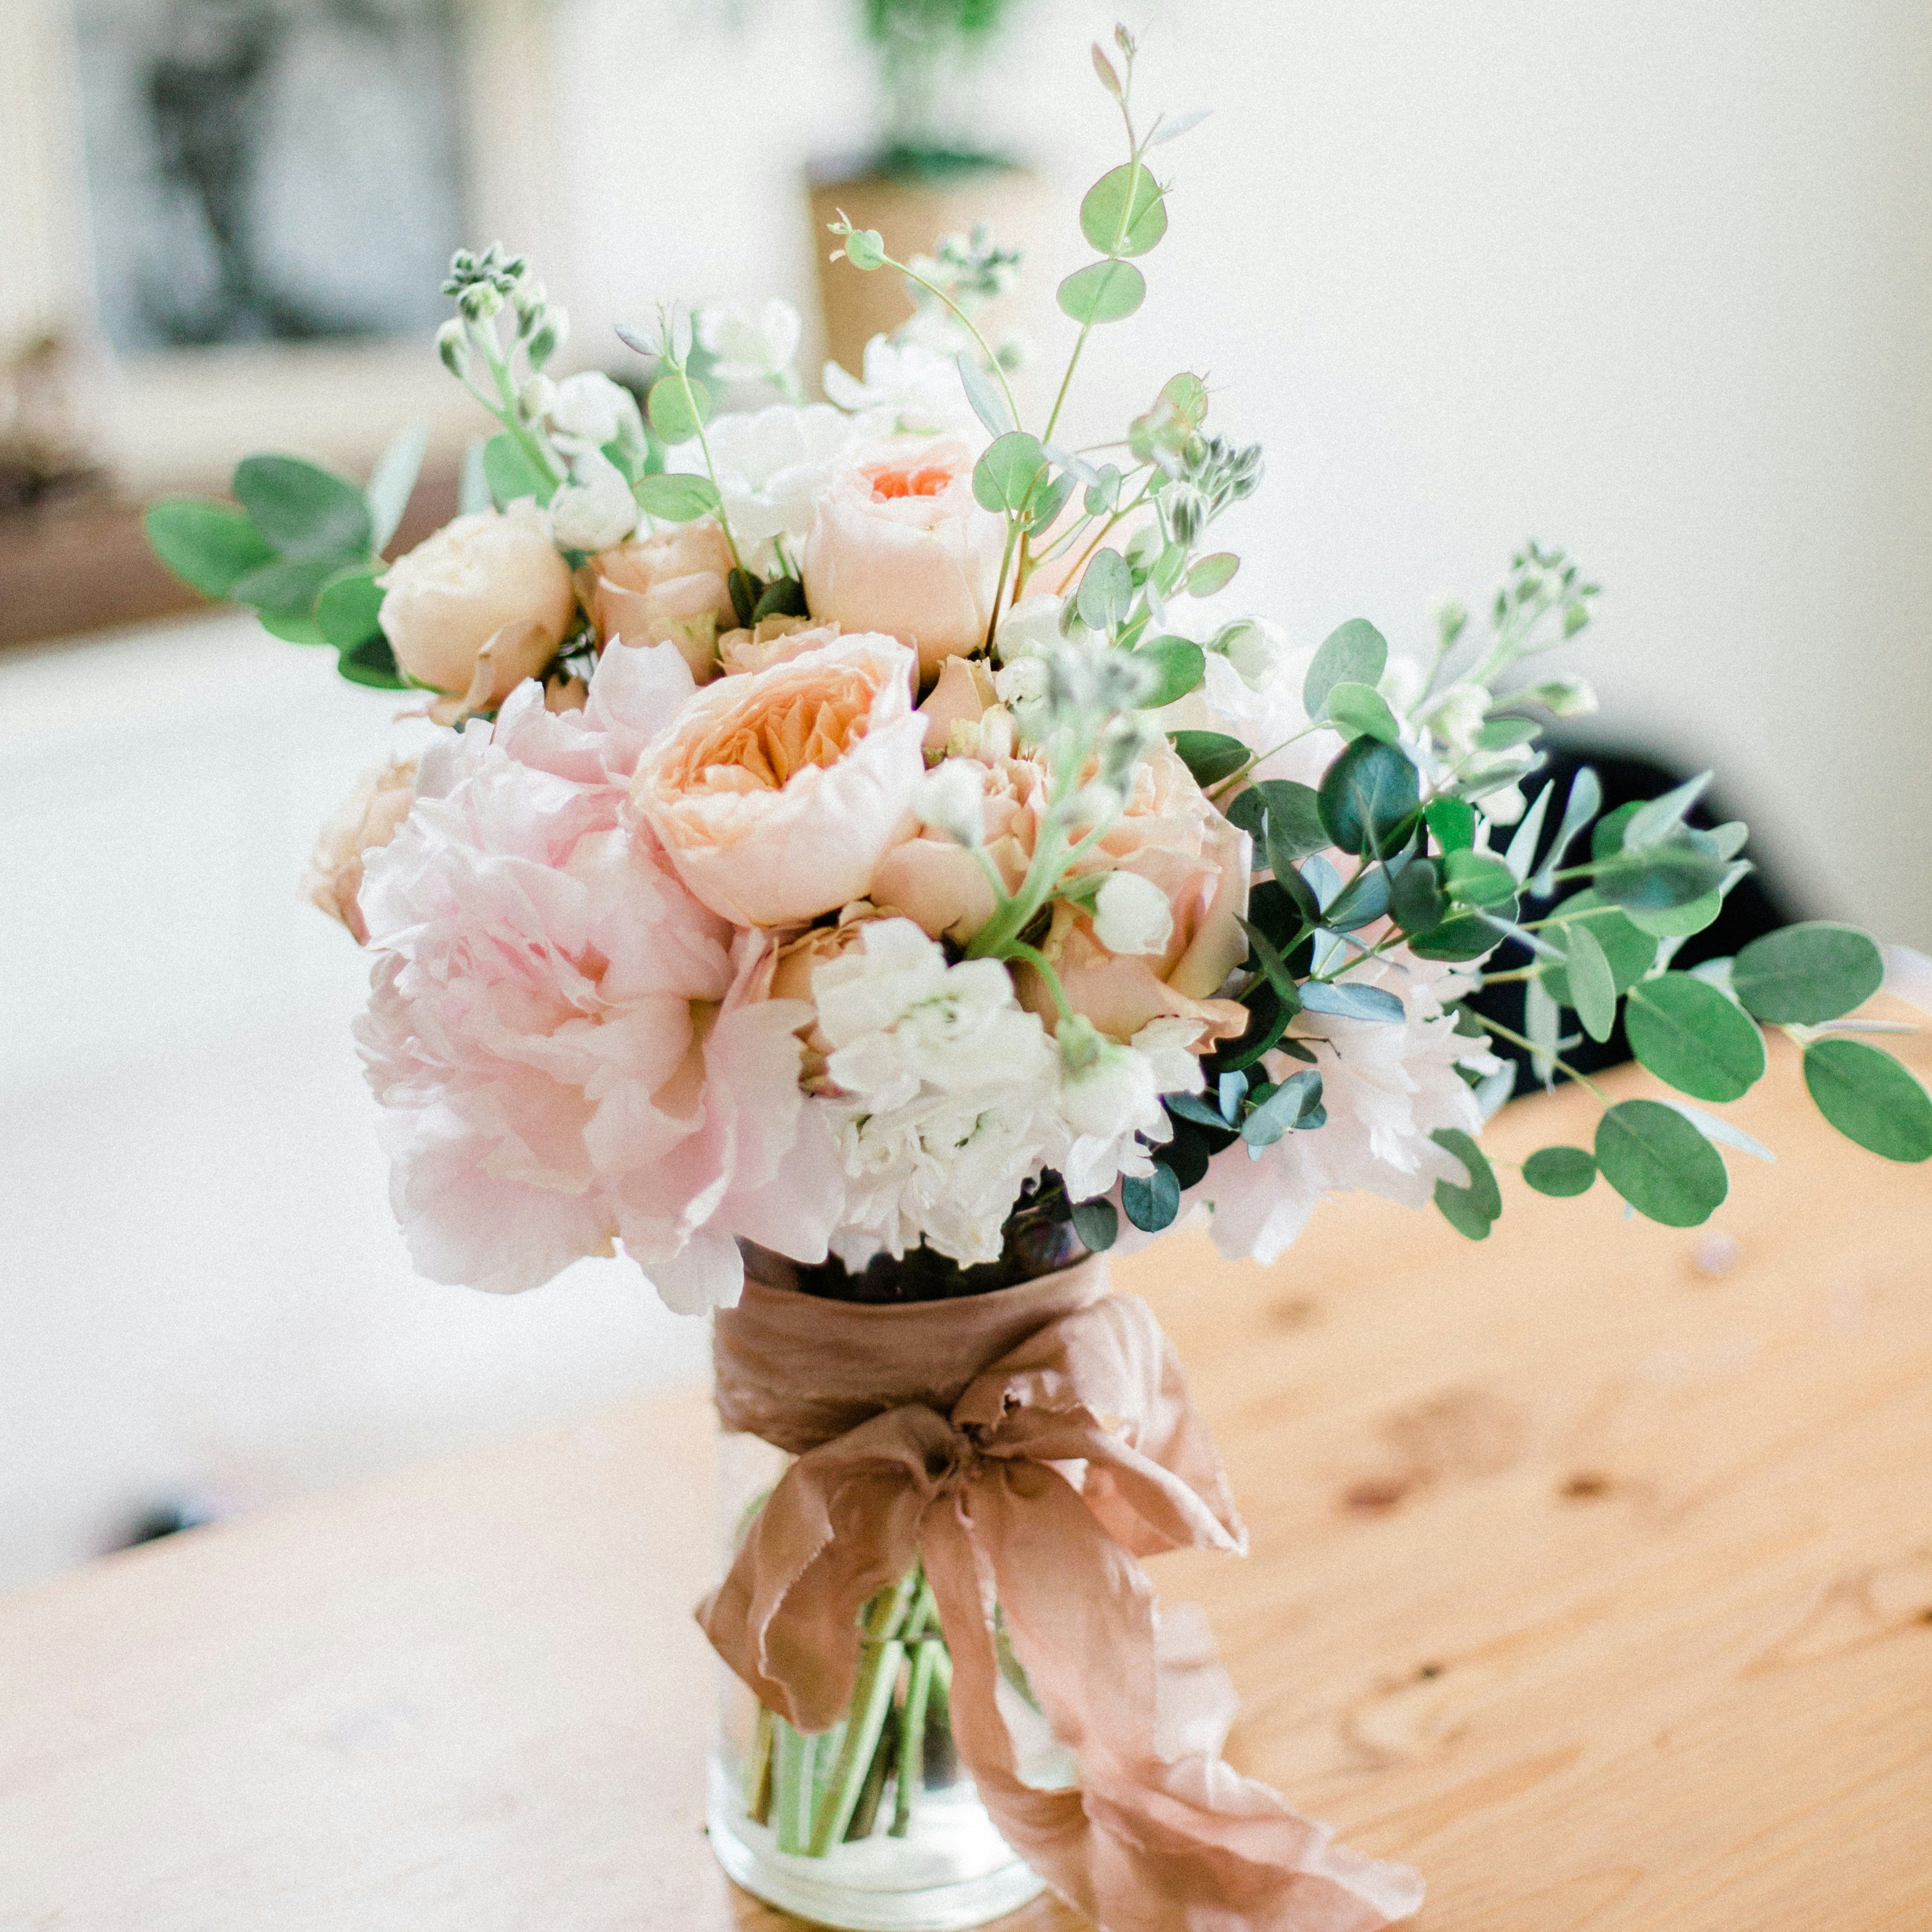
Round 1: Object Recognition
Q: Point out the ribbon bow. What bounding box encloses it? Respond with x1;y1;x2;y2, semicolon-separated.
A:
701;1284;1421;1932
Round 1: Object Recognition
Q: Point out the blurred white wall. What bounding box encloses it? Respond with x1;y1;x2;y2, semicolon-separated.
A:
4;0;1928;1591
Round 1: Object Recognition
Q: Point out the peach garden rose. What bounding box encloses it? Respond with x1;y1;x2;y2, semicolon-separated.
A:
583;520;737;681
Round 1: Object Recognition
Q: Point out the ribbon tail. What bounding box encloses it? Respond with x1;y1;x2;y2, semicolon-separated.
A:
928;1467;1423;1932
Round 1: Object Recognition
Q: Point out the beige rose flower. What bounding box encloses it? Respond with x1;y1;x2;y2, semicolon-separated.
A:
871;739;1251;1046
916;653;1000;753
583;521;736;682
302;755;418;945
717;615;841;677
629;631;925;928
378;505;575;717
764;907;890;1085
801;437;1006;676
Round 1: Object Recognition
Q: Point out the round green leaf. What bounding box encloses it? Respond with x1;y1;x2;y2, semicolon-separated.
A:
1324;681;1401;744
1591;800;1642;859
1441;850;1516;909
1522;1146;1597;1197
143;499;277;599
647;374;712;445
1563;919;1618;1044
336;633;409;690
1186;551;1240;597
1057;259;1147;326
482;431;557;509
1801;1039;1932;1162
1076;547;1134;630
1541;892;1656;1006
1432;1128;1501;1240
315;569;385;651
1121;1163;1182;1231
633;471;721;522
1390;858;1446;934
230;553;348;625
1408;909;1508;961
1731;922;1886;1025
234;455;372;558
1132;635;1205;708
1593;840;1728;911
1425;797;1478;855
1624;974;1766;1102
1594;1098;1729;1226
841;226;887;270
1252;779;1328;865
1303;619;1388;718
1626;887;1726;939
972;431;1048;513
1070;1197;1119;1251
1170;731;1249;787
1079;162;1168;257
1317;738;1420;857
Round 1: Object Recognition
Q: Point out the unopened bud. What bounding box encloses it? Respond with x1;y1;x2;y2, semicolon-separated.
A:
436;318;468;376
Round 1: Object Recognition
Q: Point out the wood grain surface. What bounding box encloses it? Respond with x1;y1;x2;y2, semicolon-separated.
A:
2;1034;1928;1931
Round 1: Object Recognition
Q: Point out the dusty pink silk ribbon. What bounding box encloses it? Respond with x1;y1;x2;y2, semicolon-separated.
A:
702;1259;1423;1931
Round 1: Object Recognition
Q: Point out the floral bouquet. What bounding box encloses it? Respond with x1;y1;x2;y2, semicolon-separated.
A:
147;27;1930;1932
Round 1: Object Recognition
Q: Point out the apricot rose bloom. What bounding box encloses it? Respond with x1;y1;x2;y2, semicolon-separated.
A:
303;754;418;945
801;438;1005;675
584;520;737;682
871;736;1252;1048
629;631;925;928
377;503;576;713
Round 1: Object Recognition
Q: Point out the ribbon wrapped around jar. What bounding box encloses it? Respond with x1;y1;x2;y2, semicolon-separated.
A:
700;1257;1423;1932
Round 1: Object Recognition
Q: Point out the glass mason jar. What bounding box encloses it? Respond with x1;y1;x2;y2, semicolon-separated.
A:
706;1232;1085;1932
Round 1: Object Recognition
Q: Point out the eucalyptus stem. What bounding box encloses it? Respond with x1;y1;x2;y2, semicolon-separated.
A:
1476;1015;1612;1102
891;1588;941;1838
806;1570;920;1855
674;361;745;572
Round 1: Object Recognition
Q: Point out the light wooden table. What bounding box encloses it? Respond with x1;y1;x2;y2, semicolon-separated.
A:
5;1038;1929;1931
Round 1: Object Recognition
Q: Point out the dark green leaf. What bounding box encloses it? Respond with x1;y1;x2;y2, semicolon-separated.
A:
256;605;330;646
1592;839;1729;911
1432;1126;1501;1240
1303;619;1387;718
1425;797;1477;854
1391;858;1447;933
1241;1071;1324;1149
1625;975;1766;1102
1541;892;1656;1005
1802;1038;1932;1162
1323;868;1391;931
1523;1146;1597;1197
1057;259;1147;325
315;569;385;651
1594;1098;1729;1226
335;632;408;690
634;471;721;521
1408;908;1510;961
230;552;348;623
1247;780;1327;866
728;567;760;627
143;499;279;599
1170;730;1249;787
1121;1164;1182;1231
1731;922;1886;1025
1239;917;1305;1008
1070;1197;1119;1251
1441;850;1517;909
1215;986;1297;1072
484;432;557;510
1591;800;1642;860
1564;920;1618;1044
1317;738;1420;857
1161;1119;1214;1189
1133;635;1205;707
1080;161;1168;256
234;455;372;557
973;431;1048;513
753;576;809;621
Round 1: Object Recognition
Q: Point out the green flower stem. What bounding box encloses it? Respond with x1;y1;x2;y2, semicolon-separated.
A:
807;1569;920;1855
1475;1015;1613;1102
1204;720;1330;802
845;1717;896;1842
469;317;561;488
983;519;1023;655
672;361;746;573
874;254;1021;431
890;1591;942;1838
746;1704;775;1823
1005;940;1074;1023
774;1720;819;1854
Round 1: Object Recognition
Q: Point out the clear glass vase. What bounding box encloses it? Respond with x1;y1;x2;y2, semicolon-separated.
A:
707;1424;1052;1931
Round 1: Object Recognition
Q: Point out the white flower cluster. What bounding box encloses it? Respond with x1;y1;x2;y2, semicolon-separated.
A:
810;921;1202;1268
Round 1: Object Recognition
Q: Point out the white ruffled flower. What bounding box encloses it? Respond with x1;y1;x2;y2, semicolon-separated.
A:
548;450;638;552
1055;1016;1204;1203
1212;617;1290;693
823;334;979;436
548;371;643;456
914;759;987;847
667;403;866;567
696;298;803;385
1201;954;1499;1264
994;593;1065;664
1093;870;1173;956
812;920;1065;1266
1420;681;1488;753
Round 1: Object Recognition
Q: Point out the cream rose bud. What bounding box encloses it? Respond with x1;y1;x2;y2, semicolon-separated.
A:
377;503;576;701
302;755;417;945
584;521;736;682
629;631;927;927
802;437;1006;674
1093;869;1174;957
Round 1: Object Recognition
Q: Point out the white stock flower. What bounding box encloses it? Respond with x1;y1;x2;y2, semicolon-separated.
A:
1213;617;1290;693
548;371;641;454
823;334;978;436
1521;674;1598;718
549;450;639;552
811;920;1064;1265
667;403;866;566
914;759;987;847
1421;681;1488;752
1055;1016;1204;1202
697;299;803;385
1093;869;1174;956
994;593;1065;664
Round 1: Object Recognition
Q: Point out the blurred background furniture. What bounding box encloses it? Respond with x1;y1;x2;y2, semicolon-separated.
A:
4;1045;1928;1930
